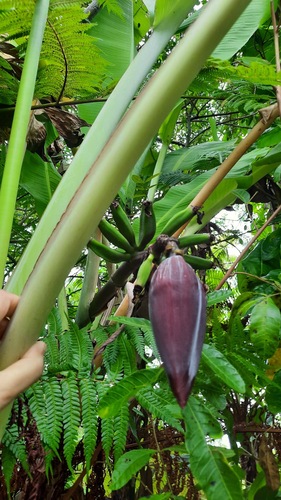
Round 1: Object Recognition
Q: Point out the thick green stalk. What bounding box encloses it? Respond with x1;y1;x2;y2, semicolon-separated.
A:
7;1;197;294
75;231;101;328
0;0;49;285
0;0;252;437
147;143;168;202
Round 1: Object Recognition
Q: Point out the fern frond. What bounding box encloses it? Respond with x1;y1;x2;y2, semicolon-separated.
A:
61;375;81;472
79;377;98;473
113;402;129;463
101;414;114;464
117;332;136;375
209;307;226;352
137;388;183;433
0;1;107;102
2;423;29;473
97;382;114;463
27;378;63;458
0;445;16;497
59;328;74;370
69;322;92;374
36;5;106;100
125;324;147;361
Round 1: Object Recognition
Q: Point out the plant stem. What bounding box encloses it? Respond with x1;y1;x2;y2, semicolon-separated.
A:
0;0;50;285
75;233;101;328
147;143;168;202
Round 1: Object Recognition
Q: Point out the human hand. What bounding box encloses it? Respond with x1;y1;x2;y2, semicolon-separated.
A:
0;290;46;410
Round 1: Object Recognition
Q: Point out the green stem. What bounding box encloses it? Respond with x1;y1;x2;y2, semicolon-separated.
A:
6;1;197;294
147;143;168;202
75;237;101;328
58;287;69;331
0;0;252;438
0;0;50;285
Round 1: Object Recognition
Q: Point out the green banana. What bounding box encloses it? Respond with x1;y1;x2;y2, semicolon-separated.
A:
111;200;136;247
162;206;195;236
135;254;154;288
133;253;155;304
178;233;211;248
137;200;156;250
183;254;213;270
98;218;134;253
88;238;131;263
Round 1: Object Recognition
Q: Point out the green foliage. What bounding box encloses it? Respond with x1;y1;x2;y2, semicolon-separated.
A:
201;344;246;393
98;367;163;418
0;0;107;103
110;449;156;491
184;398;243;500
2;0;281;497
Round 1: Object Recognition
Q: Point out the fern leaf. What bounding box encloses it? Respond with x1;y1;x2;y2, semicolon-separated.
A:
113;402;129;463
125;324;146;361
0;445;16;497
97;382;114;463
69;322;92;374
36;5;106;100
117;332;136;375
98;367;162;418
61;375;81;472
101;414;114;463
79;377;98;473
137;388;183;433
2;423;29;473
27;378;63;458
59;328;74;370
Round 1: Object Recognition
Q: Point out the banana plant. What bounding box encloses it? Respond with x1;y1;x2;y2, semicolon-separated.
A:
0;0;256;438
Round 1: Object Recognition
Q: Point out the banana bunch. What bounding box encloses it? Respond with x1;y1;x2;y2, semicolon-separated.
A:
88;200;157;264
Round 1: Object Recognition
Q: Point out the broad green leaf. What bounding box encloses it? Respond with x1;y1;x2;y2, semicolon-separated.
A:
247;471;266;500
98;368;162;418
201;344;246;393
110;449;155;490
20;150;61;215
183;396;222;439
154;0;194;27
185;403;243;500
207;290;233;307
163;140;236;173
249;297;281;358
265;371;281;414
159;99;183;144
88;0;135;83
213;0;272;60
78;0;134;125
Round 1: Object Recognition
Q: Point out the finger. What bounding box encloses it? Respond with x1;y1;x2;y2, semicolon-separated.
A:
21;341;47;359
0;291;20;339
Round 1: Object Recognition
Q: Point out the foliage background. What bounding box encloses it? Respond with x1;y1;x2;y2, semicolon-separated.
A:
1;0;281;498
